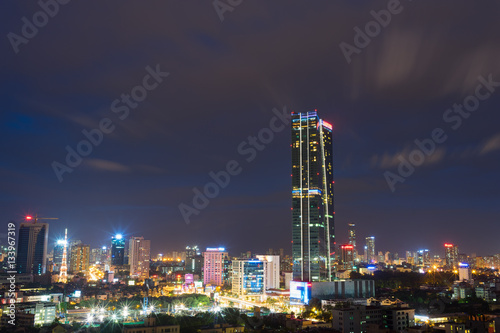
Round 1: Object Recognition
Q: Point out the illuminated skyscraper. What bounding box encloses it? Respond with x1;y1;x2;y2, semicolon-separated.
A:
69;244;90;273
348;223;357;260
291;111;334;282
365;237;375;263
17;222;49;275
340;244;354;270
111;234;125;266
445;243;459;269
129;236;151;279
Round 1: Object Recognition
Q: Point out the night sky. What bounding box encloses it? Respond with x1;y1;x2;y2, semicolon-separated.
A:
1;1;499;257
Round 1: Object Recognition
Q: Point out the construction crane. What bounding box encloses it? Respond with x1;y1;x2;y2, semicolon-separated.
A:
25;214;59;223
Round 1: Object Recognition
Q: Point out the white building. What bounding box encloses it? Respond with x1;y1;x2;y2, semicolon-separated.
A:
256;255;280;289
129;237;151;279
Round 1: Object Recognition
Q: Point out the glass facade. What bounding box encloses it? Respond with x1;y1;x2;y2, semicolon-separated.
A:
17;223;49;275
111;236;125;266
291;111;334;282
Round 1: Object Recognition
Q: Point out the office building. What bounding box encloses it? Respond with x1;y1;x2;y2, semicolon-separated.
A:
445;243;459;269
232;259;266;300
365;237;375;263
291;110;335;282
69;244;90;274
52;240;65;273
348;223;357;260
186;245;203;276
17;222;49;275
203;247;229;286
458;262;471;282
129;236;151;279
256;255;280;289
111;234;125;266
340;244;354;270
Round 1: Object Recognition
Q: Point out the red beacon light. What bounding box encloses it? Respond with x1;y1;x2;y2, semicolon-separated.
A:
26;216;33;220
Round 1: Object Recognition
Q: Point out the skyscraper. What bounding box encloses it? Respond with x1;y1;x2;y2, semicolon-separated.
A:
17;222;49;275
129;236;151;279
445;243;459;269
340;244;354;270
291;110;334;282
365;237;375;263
111;234;125;266
69;244;90;274
348;223;357;260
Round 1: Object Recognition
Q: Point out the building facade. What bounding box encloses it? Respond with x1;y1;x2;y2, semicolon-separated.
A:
231;259;266;299
17;223;49;275
203;248;228;286
291;111;334;282
111;235;125;266
365;237;375;263
69;244;90;274
129;236;151;279
256;255;280;290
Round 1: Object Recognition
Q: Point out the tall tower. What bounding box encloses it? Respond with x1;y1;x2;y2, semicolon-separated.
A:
365;236;375;263
111;234;125;266
291;110;334;282
348;223;357;260
58;228;68;283
17;222;49;275
129;237;151;279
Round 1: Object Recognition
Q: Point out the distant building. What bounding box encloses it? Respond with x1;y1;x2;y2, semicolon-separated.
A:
232;259;266;300
52;240;65;272
111;234;125;266
348;223;357;260
366;237;375;263
458;262;471;282
186;245;203;276
256;255;280;289
340;244;354;270
129;236;151;279
17;222;49;275
445;243;459;269
203;247;228;286
69;244;90;274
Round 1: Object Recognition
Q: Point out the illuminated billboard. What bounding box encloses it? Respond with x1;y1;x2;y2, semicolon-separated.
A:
289;281;311;305
185;274;194;284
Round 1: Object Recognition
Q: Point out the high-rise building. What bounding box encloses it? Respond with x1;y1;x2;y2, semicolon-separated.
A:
129;236;151;279
256;255;280;289
69;244;90;274
111;234;125;266
365;237;375;263
17;222;49;275
186;245;203;276
232;259;266;300
348;223;357;260
291;110;335;282
340;244;354;270
445;243;459;269
203;247;229;286
53;241;65;273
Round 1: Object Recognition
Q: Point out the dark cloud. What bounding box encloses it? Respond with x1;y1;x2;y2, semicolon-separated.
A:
1;0;499;256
